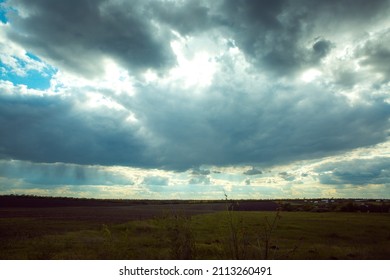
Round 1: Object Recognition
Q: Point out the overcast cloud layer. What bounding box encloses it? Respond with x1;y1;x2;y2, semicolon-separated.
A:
0;0;389;199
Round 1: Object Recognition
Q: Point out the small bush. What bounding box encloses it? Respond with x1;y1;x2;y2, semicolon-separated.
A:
165;213;196;260
256;210;282;259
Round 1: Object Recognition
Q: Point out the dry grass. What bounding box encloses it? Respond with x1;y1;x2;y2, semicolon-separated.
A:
1;207;389;259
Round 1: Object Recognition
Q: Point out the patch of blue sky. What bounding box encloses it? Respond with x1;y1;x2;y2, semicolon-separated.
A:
0;0;8;23
26;52;43;62
0;57;57;90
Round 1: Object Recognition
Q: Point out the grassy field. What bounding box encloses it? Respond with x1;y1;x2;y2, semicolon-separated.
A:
1;208;389;260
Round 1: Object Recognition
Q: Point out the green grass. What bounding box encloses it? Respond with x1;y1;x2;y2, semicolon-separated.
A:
1;211;389;259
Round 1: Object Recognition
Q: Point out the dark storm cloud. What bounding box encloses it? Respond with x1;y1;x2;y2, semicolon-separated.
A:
6;0;175;77
5;0;390;78
129;81;390;170
218;0;302;75
301;0;390;21
212;0;390;76
312;39;332;59
151;0;216;35
357;29;390;81
317;157;390;185
0;92;149;167
2;82;388;171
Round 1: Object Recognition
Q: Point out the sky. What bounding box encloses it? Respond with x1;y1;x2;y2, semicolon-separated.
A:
0;0;389;200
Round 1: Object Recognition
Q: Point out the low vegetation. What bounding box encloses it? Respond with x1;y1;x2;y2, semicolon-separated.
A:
0;196;389;260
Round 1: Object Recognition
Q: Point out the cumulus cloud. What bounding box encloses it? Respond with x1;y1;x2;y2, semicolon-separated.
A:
0;88;150;167
279;172;296;182
129;79;390;169
317;157;390;185
1;0;390;199
243;168;263;176
191;168;211;176
151;0;216;35
356;29;390;81
1;68;389;171
5;0;176;77
213;0;390;76
189;175;210;185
